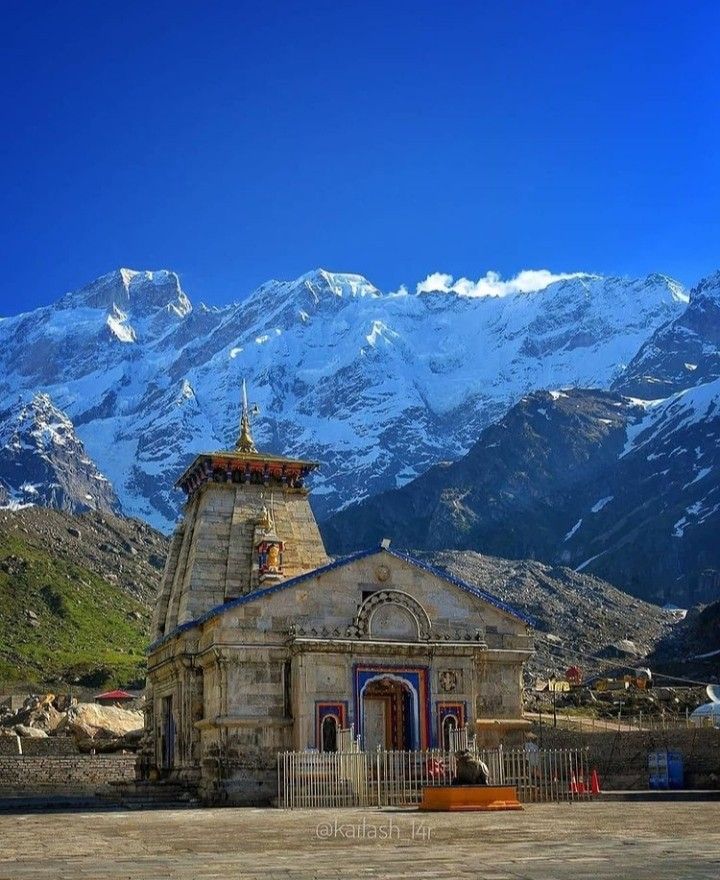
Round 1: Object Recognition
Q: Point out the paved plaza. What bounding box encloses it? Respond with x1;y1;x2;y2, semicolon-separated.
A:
1;802;719;880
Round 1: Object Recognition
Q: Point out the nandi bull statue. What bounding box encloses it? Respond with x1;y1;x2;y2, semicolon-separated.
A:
452;749;490;785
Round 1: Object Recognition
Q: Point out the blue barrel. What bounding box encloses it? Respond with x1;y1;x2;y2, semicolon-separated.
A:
667;751;684;789
648;749;684;789
648;750;668;789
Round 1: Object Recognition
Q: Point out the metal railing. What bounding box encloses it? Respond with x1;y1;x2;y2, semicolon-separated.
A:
529;710;714;732
336;725;362;753
277;744;592;809
448;725;474;752
278;750;372;808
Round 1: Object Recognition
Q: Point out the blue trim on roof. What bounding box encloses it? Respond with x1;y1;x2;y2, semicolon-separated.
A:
148;545;534;652
147;548;377;652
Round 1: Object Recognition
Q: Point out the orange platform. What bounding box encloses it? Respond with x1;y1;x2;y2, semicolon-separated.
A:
419;785;523;812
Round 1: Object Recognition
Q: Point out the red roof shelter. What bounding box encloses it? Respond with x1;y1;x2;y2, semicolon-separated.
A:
94;689;134;704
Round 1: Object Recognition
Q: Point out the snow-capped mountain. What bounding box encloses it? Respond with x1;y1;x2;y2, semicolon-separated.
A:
0;267;688;530
614;270;720;398
0;393;119;514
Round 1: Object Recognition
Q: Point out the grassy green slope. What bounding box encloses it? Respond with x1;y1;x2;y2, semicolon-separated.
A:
0;522;156;689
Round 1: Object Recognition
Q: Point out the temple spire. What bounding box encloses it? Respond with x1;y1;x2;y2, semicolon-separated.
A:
236;379;257;453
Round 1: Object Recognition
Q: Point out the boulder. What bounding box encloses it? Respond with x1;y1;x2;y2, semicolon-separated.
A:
75;728;144;753
3;694;63;733
15;724;48;738
57;702;143;742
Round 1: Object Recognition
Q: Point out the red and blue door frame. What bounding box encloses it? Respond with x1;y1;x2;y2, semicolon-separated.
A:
436;701;466;749
353;664;431;750
315;701;347;750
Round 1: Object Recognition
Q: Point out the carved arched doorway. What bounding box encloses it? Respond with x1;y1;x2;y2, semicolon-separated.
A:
321;714;339;752
360;675;419;751
441;713;458;750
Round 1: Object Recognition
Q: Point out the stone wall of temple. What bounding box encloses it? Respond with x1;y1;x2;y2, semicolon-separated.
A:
157;483;328;636
151;525;185;640
141;552;531;804
143;481;533;806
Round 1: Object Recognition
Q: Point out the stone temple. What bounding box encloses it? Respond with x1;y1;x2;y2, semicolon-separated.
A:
138;386;533;804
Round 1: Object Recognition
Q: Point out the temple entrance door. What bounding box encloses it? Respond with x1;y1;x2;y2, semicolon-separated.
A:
363;697;388;751
362;677;417;750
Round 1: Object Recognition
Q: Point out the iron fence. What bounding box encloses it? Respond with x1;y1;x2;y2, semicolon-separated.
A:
277;744;592;809
528;710;713;732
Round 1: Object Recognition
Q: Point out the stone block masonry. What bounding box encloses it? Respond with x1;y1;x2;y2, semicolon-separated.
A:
0;737;80;756
159;483;329;635
0;755;135;797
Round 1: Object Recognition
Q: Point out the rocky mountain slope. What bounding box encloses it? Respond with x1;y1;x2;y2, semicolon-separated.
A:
0;267;686;530
0;393;119;514
323;382;720;605
649;598;720;682
420;551;678;677
0;507;167;687
563;378;720;600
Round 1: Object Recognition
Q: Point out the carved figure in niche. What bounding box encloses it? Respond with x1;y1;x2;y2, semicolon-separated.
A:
439;670;458;693
258;504;272;532
267;543;281;572
257;540;283;578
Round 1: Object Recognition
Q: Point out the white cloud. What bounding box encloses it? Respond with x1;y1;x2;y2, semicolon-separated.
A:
415;269;589;297
416;272;455;294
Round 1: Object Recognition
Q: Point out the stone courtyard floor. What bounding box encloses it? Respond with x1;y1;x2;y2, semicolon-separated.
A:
1;802;719;880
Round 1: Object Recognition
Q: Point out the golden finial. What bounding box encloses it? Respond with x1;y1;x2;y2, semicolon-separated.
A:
236;378;257;453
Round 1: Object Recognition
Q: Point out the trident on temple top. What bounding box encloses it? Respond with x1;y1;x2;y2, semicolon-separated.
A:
236;378;259;453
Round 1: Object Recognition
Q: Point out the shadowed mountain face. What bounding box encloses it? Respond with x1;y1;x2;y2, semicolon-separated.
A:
0;267;686;530
0;393;119;515
560;380;720;603
322;384;720;605
321;389;637;556
649;598;720;682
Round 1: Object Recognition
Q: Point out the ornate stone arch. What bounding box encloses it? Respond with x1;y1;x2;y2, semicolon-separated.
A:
348;589;432;641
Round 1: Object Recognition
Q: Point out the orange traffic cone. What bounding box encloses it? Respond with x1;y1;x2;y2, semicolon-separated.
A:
570;773;579;794
590;769;601;795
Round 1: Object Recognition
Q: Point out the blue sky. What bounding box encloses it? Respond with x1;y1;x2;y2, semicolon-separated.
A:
1;1;719;312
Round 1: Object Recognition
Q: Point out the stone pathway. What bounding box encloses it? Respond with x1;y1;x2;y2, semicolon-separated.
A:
1;802;719;879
